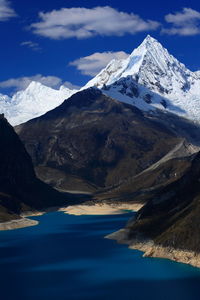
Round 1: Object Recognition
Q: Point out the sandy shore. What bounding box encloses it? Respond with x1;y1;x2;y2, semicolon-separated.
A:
0;202;144;231
0;218;39;231
61;202;144;216
107;228;200;268
20;211;45;217
0;211;45;231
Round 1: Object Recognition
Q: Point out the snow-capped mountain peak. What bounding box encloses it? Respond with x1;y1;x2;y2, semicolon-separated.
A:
83;35;200;122
85;35;192;90
1;35;200;125
0;81;78;125
26;80;43;90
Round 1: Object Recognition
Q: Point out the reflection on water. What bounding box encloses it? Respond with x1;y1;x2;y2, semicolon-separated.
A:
0;212;200;300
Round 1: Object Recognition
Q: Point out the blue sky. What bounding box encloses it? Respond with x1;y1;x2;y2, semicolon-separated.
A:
1;0;200;94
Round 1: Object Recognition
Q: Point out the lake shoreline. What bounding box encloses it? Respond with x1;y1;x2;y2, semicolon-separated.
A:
2;203;200;267
106;228;200;268
61;202;144;215
0;210;52;231
0;217;39;231
0;202;143;230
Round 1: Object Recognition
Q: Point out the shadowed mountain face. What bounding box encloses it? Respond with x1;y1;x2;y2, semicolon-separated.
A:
0;115;75;222
125;152;200;253
16;88;182;193
95;148;196;203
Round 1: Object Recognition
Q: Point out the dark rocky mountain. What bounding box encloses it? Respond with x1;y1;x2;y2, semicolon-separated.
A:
0;114;78;222
120;151;200;254
105;147;200;268
16;88;186;195
95;141;197;203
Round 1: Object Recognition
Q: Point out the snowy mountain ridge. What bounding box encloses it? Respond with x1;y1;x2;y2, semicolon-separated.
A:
1;35;200;125
84;35;200;122
0;81;78;125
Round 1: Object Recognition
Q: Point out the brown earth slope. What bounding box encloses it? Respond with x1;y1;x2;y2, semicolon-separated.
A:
16;88;181;194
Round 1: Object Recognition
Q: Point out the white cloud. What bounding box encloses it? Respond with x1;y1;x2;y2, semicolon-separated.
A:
69;51;129;76
21;41;41;51
62;81;80;90
30;6;160;39
163;8;200;36
0;0;16;21
0;75;78;92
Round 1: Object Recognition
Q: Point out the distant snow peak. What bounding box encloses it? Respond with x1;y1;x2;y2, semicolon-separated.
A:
0;81;78;126
138;34;161;49
0;93;11;103
84;35;200;123
2;35;200;125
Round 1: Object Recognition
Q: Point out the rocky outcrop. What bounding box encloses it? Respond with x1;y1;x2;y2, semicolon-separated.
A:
107;229;200;268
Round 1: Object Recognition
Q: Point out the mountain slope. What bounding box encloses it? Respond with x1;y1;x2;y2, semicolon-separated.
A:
0;114;74;223
0;81;77;126
16;88;187;194
84;35;200;122
96;140;199;203
109;151;200;267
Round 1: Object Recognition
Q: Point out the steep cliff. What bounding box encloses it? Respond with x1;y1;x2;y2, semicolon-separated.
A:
0;114;71;222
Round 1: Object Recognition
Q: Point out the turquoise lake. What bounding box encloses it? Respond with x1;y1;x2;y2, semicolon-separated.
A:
0;211;200;300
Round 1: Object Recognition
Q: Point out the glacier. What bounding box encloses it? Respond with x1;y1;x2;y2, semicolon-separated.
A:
0;81;78;126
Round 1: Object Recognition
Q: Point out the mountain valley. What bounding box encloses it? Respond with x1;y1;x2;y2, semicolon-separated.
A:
1;35;200;267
